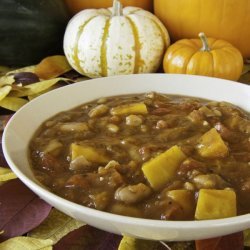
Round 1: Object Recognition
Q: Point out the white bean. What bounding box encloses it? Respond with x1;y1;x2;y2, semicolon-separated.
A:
115;183;151;204
126;115;143;126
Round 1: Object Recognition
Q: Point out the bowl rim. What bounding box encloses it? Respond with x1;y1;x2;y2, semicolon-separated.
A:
2;73;250;238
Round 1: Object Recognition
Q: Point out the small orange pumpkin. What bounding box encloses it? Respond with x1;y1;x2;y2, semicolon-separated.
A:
64;0;153;14
163;33;243;81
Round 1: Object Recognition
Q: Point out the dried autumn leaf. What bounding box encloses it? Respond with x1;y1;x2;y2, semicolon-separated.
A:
9;78;68;97
0;167;17;183
0;75;15;87
35;55;72;80
0;86;12;101
0;97;28;111
7;65;36;75
195;231;244;250
27;86;57;101
29;208;85;244
244;229;250;247
0;236;53;250
0;179;52;242
54;225;122;250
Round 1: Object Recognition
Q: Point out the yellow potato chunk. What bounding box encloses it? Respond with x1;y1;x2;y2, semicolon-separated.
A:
71;143;109;164
197;128;229;158
167;190;195;217
142;145;186;190
110;103;148;116
195;189;236;220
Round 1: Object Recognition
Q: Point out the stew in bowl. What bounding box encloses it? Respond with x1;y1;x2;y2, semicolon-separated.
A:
2;74;250;241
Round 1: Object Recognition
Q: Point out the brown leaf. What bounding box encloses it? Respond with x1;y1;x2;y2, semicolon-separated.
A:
54;225;122;250
28;208;85;244
195;231;244;250
0;179;52;242
35;55;72;80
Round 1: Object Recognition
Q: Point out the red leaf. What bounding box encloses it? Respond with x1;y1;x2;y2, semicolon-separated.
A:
195;231;244;250
54;225;122;250
0;179;52;242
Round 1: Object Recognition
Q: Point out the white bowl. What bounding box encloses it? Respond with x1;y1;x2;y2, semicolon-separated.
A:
2;74;250;241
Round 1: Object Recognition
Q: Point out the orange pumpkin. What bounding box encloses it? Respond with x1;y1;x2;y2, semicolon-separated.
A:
154;0;250;58
65;0;153;14
163;33;243;81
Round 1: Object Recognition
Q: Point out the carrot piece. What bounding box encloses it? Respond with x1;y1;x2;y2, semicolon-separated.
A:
195;231;244;250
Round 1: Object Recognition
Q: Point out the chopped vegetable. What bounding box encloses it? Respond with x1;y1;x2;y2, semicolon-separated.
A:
167;190;195;218
195;189;236;220
197;128;229;158
59;122;89;132
71;143;109;164
110;103;148;116
142;145;186;190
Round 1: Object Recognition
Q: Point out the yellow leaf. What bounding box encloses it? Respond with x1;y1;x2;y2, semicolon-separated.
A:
118;236;137;250
0;167;17;182
0;75;15;87
244;229;250;247
35;55;72;80
0;237;53;250
7;65;36;75
0;86;12;101
9;78;68;97
118;236;160;250
27;86;57;101
28;208;85;244
0;97;28;111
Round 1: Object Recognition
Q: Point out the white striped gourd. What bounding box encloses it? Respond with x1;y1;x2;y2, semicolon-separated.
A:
63;0;170;78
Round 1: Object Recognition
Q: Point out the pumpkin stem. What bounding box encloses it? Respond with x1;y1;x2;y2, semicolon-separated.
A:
199;32;210;52
112;0;123;16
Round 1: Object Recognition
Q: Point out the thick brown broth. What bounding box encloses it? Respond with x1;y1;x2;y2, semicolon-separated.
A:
29;92;250;220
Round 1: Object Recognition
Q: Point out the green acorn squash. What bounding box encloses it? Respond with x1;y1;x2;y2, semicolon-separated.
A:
0;0;70;67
